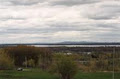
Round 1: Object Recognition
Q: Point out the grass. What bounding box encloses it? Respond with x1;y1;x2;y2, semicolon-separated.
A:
0;69;120;79
0;69;59;79
74;71;120;79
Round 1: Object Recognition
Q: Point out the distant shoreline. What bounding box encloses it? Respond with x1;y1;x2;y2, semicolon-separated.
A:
1;44;120;47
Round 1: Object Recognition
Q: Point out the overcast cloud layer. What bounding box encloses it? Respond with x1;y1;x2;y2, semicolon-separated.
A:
0;0;120;43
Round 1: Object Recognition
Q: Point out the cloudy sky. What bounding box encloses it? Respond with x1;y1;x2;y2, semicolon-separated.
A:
0;0;120;43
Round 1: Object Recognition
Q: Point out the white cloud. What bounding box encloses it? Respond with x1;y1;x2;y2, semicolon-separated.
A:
0;0;120;43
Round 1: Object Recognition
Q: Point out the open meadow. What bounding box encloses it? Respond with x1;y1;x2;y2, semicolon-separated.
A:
0;69;120;79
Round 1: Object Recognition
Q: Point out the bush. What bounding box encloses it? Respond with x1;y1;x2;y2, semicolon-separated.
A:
52;54;78;79
0;49;14;70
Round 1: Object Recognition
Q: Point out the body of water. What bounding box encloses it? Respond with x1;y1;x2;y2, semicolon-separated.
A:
32;45;120;47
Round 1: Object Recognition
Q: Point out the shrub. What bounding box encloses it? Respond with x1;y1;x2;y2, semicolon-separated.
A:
52;54;78;79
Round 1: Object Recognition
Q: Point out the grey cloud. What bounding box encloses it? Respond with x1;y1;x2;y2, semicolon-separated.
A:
0;0;44;6
87;11;120;20
51;0;100;6
93;23;120;29
0;0;101;6
87;2;120;20
1;22;117;35
89;14;115;20
11;0;40;5
0;17;26;21
94;32;120;42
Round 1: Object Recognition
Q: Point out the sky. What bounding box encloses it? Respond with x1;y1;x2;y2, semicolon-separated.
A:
0;0;120;43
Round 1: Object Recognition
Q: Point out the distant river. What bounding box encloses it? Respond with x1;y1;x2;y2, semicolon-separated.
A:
32;45;120;47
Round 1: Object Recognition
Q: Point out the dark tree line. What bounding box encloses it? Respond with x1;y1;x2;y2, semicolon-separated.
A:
4;45;53;69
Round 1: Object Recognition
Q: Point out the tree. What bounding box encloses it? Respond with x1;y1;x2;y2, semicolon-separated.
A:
5;45;39;66
23;59;35;67
38;47;53;70
0;49;14;70
54;54;78;79
5;45;53;67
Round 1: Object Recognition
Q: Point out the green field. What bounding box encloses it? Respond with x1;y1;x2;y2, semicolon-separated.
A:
0;69;120;79
0;69;59;79
74;71;120;79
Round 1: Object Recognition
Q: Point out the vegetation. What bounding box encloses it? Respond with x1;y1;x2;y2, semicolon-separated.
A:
0;69;120;79
0;69;59;79
78;52;120;72
74;71;120;79
0;45;120;79
38;47;53;70
53;54;78;79
23;59;35;67
5;45;53;69
0;49;14;70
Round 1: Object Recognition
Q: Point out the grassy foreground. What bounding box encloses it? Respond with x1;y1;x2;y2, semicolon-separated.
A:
74;71;120;79
0;69;59;79
0;69;120;79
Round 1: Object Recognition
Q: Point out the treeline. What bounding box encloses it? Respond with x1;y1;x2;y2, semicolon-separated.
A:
74;52;120;72
0;45;120;72
4;45;53;69
0;45;120;79
0;45;78;79
50;47;120;53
